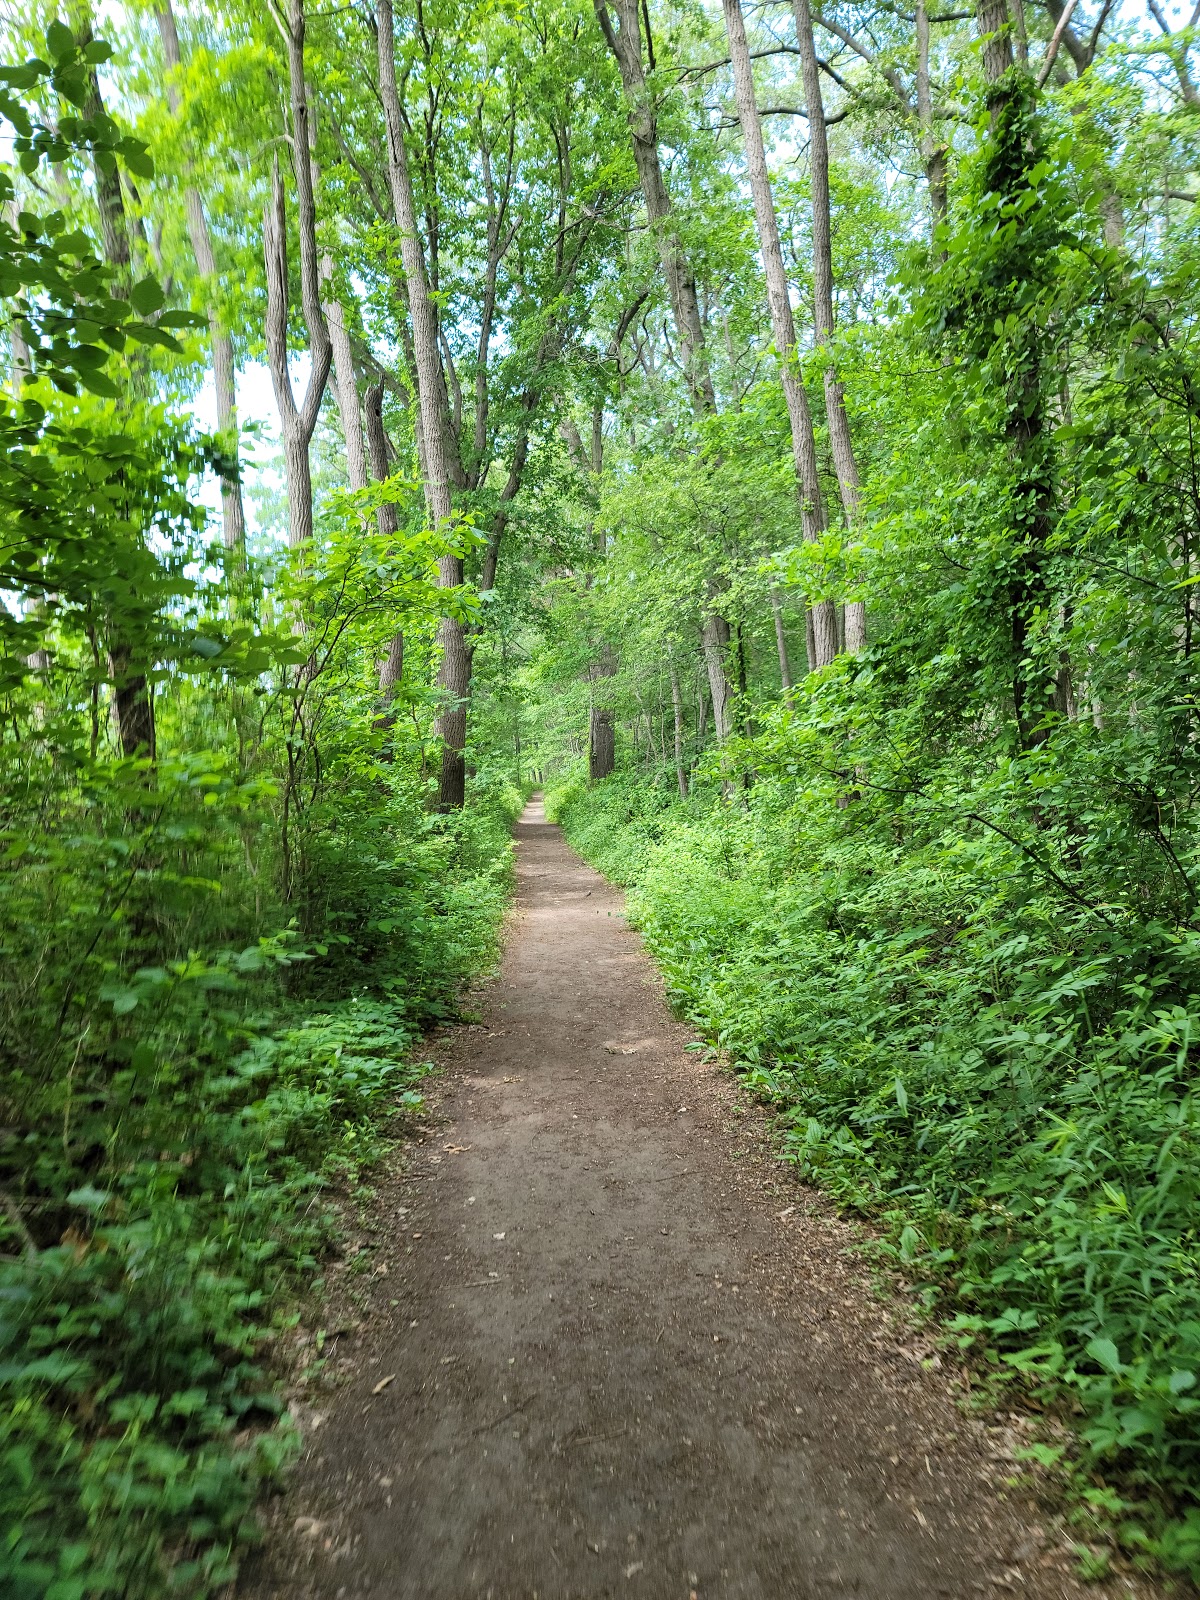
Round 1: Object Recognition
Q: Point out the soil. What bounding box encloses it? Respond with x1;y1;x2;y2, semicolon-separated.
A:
241;798;1165;1600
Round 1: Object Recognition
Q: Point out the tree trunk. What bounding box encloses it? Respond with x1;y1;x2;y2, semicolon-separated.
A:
261;0;332;552
915;0;949;227
669;656;688;799
369;380;404;747
722;0;838;667
365;382;404;724
326;292;368;492
792;0;865;653
589;707;615;782
108;643;155;758
280;420;317;549
595;0;735;718
80;13;154;760
770;588;792;691
365;381;400;538
377;0;468;809
977;0;1016;109
976;0;1056;746
156;0;246;559
589;641;617;783
701;612;734;740
593;0;716;415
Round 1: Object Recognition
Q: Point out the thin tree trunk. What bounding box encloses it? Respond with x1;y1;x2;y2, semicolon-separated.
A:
722;0;838;667
701;612;733;740
377;0;468;809
595;0;736;720
365;382;405;746
914;0;949;227
6;210;31;391
364;381;400;538
669;655;688;799
770;589;792;691
593;0;716;415
261;0;332;551
792;0;867;652
326;291;368;492
156;0;246;558
589;640;618;782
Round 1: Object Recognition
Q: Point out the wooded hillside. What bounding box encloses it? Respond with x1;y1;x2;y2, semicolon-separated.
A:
3;0;1200;1588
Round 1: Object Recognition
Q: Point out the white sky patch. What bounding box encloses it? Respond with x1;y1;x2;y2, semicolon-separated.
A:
188;357;304;539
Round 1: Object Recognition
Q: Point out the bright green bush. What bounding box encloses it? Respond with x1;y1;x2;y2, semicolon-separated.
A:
0;757;513;1598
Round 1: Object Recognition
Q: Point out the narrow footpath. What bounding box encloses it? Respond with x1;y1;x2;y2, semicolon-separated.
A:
244;799;1152;1600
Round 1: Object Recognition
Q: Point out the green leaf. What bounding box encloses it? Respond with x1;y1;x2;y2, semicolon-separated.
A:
129;276;166;316
1086;1337;1123;1375
124;322;181;351
45;19;75;62
117;138;155;180
75;367;120;398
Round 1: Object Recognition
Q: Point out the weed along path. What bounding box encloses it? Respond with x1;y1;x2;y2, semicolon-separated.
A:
244;799;1153;1600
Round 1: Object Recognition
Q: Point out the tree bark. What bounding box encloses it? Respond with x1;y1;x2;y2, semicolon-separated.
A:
701;611;734;740
588;639;618;783
669;655;688;798
915;0;950;226
156;0;246;558
365;381;400;538
770;588;792;691
263;162;330;549
366;382;405;743
594;0;716;415
792;0;865;653
595;0;736;720
976;0;1057;746
326;291;368;492
589;706;616;782
261;0;332;551
722;0;838;667
377;0;467;808
977;0;1016;108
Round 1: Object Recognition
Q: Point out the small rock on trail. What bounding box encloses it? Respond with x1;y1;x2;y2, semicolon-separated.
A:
241;797;1157;1600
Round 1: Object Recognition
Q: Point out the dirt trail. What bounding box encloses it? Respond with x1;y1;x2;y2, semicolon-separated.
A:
244;798;1153;1600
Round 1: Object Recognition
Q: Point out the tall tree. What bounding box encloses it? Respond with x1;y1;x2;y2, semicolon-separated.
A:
155;0;247;560
375;0;468;808
262;0;332;550
791;0;865;652
594;0;737;730
721;0;839;667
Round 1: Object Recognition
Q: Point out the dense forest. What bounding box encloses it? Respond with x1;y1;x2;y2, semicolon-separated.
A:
3;0;1200;1589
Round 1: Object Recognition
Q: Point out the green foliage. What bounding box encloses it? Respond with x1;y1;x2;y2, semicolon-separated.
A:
559;757;1200;1573
0;31;516;1596
533;21;1200;1578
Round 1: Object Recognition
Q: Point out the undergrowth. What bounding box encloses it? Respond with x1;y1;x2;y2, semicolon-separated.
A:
0;762;523;1599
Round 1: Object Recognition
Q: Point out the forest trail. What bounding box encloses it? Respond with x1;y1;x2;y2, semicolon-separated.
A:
243;799;1146;1600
